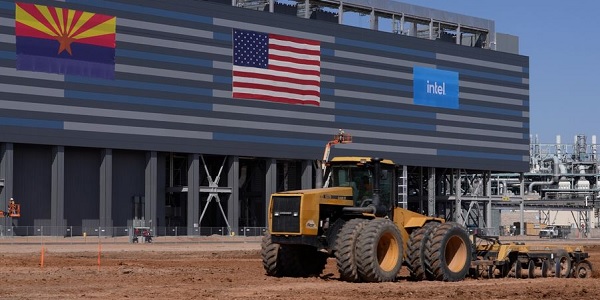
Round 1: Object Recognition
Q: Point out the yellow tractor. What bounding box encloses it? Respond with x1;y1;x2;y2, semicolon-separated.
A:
261;157;472;282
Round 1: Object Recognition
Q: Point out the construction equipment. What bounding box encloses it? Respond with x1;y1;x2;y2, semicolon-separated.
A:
262;157;472;282
320;129;351;187
261;157;593;282
472;235;592;278
0;198;20;218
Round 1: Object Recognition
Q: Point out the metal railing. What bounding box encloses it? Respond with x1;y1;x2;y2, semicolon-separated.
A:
0;225;267;238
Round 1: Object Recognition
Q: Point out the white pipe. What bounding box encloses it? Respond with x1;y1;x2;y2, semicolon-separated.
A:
529;156;561;193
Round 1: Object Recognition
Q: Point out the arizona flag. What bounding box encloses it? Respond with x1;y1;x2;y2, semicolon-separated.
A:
15;2;116;79
232;29;321;106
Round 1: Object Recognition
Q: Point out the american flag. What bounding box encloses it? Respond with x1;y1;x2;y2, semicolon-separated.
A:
232;29;321;106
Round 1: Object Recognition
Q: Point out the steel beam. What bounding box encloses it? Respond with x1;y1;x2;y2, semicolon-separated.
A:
227;156;240;235
145;151;158;231
187;153;200;235
51;146;64;235
454;169;463;224
428;167;435;217
99;149;112;229
198;155;231;233
265;159;277;224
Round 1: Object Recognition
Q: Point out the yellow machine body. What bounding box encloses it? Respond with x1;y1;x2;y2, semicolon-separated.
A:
268;186;354;236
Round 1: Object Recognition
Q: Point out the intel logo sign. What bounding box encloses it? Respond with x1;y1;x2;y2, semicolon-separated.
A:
413;67;459;109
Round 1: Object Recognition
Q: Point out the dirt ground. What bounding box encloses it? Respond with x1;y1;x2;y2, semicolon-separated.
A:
1;236;599;299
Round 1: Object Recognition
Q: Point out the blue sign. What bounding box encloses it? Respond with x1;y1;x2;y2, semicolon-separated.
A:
413;67;459;109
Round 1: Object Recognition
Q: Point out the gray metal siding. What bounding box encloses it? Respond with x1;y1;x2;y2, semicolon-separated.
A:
112;150;145;226
0;0;529;172
64;147;100;226
12;144;52;225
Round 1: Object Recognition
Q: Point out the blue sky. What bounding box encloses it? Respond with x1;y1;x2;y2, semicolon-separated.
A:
397;0;598;144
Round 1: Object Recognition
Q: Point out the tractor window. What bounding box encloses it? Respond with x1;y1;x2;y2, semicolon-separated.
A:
331;166;361;203
354;171;373;203
379;167;393;209
332;168;356;201
330;164;394;207
332;168;350;187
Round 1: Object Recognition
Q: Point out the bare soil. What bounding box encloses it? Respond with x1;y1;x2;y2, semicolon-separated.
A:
1;236;600;299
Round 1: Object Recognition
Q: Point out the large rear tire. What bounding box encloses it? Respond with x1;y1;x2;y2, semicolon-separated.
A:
424;222;472;282
407;222;440;281
356;219;403;282
335;218;368;282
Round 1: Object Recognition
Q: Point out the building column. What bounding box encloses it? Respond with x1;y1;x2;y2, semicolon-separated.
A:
399;14;405;35
51;146;65;235
454;169;463;224
187;153;200;235
99;149;112;230
429;19;434;40
265;159;277;225
370;9;377;30
227;156;240;235
338;2;343;24
145;151;158;231
0;143;13;210
301;160;312;189
427;167;435;217
519;173;525;235
304;0;310;18
412;22;418;37
0;143;14;233
418;167;424;213
486;171;493;233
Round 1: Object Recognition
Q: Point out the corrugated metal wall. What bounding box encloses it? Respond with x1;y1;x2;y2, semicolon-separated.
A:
112;150;145;226
0;0;529;173
64;147;100;226
12;144;51;225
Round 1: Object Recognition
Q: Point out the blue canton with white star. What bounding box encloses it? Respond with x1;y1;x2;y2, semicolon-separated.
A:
233;29;269;68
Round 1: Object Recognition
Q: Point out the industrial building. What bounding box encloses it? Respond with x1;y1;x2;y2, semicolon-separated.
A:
498;134;600;236
0;0;531;237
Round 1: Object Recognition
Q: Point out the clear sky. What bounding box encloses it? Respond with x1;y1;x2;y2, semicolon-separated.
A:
397;0;599;144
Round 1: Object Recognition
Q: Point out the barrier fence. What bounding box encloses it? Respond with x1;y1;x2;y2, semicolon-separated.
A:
0;226;267;239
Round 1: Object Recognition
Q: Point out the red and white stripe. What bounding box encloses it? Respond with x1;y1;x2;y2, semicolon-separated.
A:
233;34;320;106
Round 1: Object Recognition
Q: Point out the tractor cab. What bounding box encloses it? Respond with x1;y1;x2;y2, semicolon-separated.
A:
327;157;395;213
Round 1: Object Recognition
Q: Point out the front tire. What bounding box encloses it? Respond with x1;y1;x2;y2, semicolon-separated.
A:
335;218;368;282
261;234;284;276
261;234;309;277
356;219;403;282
